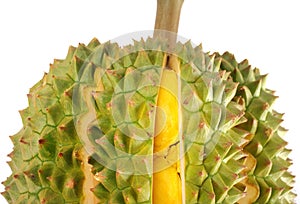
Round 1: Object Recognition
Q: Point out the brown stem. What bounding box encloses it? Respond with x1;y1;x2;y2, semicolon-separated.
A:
154;0;184;48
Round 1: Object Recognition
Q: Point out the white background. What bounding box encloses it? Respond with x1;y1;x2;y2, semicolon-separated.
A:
0;0;299;203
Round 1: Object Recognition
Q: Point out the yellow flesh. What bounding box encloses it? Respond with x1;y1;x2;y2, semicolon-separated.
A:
152;68;182;204
238;152;259;203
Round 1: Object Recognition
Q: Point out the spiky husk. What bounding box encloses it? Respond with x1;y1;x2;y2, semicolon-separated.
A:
214;52;296;203
2;38;295;204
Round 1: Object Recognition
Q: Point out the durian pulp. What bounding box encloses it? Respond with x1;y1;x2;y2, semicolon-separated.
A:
238;153;259;203
153;66;182;203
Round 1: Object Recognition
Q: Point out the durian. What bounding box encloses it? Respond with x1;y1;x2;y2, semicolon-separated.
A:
2;0;296;203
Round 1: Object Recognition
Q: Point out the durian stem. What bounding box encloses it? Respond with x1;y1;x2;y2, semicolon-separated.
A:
154;0;184;47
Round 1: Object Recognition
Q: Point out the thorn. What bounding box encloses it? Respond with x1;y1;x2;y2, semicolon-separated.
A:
64;91;71;97
147;109;153;117
209;192;215;200
23;171;35;179
192;191;197;197
239;86;246;91
265;159;271;166
264;128;273;137
225;88;230;93
127;99;135;106
66;179;75;189
235;146;243;151
183;98;189;105
74;150;80;158
59;125;66;131
41;198;46;204
230;115;238;121
223;141;233;148
7;152;13;158
215;155;221;162
106;102;112;110
263;102;269;110
146;132;151;137
91;91;98;98
58;152;63;158
198;122;205;129
94;172;106;182
277;142;287;150
38;139;46;145
276;187;284;191
236;96;245;106
232;173;238;179
20;138;28;145
238;112;244;118
241;165;247;172
106;69;117;76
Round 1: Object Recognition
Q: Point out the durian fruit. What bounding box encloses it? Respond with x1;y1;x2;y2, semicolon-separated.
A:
2;0;295;203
